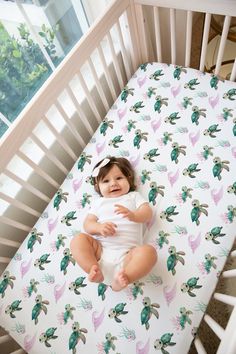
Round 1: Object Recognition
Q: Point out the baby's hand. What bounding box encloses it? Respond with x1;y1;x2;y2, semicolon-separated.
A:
114;204;135;222
99;222;117;237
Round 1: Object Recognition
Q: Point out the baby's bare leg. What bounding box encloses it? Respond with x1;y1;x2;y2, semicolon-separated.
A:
70;233;103;283
112;245;157;291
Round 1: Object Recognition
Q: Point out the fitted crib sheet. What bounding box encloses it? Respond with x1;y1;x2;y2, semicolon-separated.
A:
0;63;236;354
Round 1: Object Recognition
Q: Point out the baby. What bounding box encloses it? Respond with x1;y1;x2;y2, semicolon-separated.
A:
70;156;157;291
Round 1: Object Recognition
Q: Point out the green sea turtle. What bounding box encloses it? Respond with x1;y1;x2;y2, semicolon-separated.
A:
171;142;186;163
183;163;201;178
27;278;39;297
203;124;221;138
179;307;193;329
39;327;58;347
69;277;87;295
191;199;208;226
154;333;176;353
148;182;165;205
191;106;206;125
160;206;178;222
157;231;170;248
184;78;200;90
141;169;152;184
77;153;92;172
210;74;221;89
121;86;134;103
32;295;49;325
182;97;193;109
233;117;236;136
130;101;145;113
60;248;75;274
56;234;67;250
162;132;173;145
133;129;148;149
227;182;236;195
140;63;149;71
154;95;168;113
202;145;214;160
222;107;233;121
103;332;117;354
100;117;114;136
5;300;22;318
164;112;180;125
108;135;124;148
69;322;88;353
226;205;236;223
108;303;128;323
127;119;136;132
80;193;92;208
212;157;230;180
204;253;217;273
205;227;225;244
61;211;77;226
63;304;76;324
131;281;145;299
173;65;187;80
27;228;43;252
181;186;192;202
167;246;185;275
147;87;157;98
181;277;202;297
223;88;236;100
141;297;160;330
98;283;108;301
149;69;164;80
34;254;51;270
53;188;69;210
143;148;160;162
0;270;16;298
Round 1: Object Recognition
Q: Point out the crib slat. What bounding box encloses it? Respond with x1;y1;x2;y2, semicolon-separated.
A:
170;8;176;65
204;314;224;339
199;13;211;72
77;71;102;124
214;293;236;306
194;336;207;354
0;215;31;232
0;256;11;264
222;269;236;278
88;58;110;111
42;117;77;161
107;31;125;90
135;4;148;63
0;191;41;218
10;349;26;354
215;16;231;75
31;133;68;175
4;170;50;203
0;236;21;248
185;11;193;67
0;334;12;345
17;151;60;190
116;19;132;79
54;101;86;148
97;44;117;101
230;59;236;82
153;7;162;62
125;5;142;70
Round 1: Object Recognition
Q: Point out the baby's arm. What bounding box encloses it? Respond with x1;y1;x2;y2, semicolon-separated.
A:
115;202;152;223
84;214;117;236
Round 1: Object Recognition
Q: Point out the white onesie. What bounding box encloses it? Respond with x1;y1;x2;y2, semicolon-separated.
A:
88;191;147;284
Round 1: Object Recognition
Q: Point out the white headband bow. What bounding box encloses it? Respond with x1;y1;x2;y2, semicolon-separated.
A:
92;158;110;177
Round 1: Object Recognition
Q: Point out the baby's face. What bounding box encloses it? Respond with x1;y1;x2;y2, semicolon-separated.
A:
98;165;130;198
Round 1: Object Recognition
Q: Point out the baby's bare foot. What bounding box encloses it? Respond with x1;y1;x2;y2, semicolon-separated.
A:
88;265;104;283
112;269;129;291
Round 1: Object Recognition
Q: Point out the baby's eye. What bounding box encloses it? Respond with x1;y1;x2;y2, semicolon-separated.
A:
102;179;109;183
117;176;123;180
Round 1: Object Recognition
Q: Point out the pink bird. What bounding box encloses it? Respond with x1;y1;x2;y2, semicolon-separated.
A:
188;232;201;253
118;107;127;120
54;281;66;303
208;94;219;109
168;169;179;187
136;338;150;354
96;140;106;155
137;76;147;88
171;84;181;97
189;130;200;146
231;146;236;158
151;118;161;132
72;177;83;193
24;333;37;352
92;307;105;331
211;186;223;205
163;283;177;306
48;216;58;234
20;258;32;278
130;154;140;169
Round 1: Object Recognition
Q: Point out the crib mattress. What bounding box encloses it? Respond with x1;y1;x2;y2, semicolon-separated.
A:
0;63;236;354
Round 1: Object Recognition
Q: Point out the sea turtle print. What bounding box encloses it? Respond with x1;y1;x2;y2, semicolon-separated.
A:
182;96;193;109
143;148;160;162
63;304;76;324
161;131;173;145
184;78;200;90
69;322;88;354
173;66;187;80
108;135;124;148
203;124;221;138
141;297;160;330
147;86;157;97
0;271;16;298
31;295;49;325
149;182;165;205
141;169;152;184
39;327;58;347
160;206;178;222
133;129;148;149
210;74;222;90
100;117;114;135
102;332;117;354
26;278;39;297
226;205;236;223
61;211;77;226
154;333;176;353
69;277;87;295
203;254;217;273
27;228;43;252
34;254;51;270
180;186;192;203
77;153;92;172
131;281;145;299
223;88;236;100
98;283;108;301
5;300;22;318
60;248;75;275
55;234;67;250
222;107;233;121
181;277;202;297
191;106;206;125
179;307;193;329
170;142;186;163
191;200;208;226
120;86;134;103
205;227;226;244
183;163;201;178
164;112;180;125
212;157;230;180
156;231;170;249
167;246;185;275
154;95;168;113
53;188;69;211
227;182;236;195
201;145;214;160
130;101;145;113
108;303;128;323
149;69;164;80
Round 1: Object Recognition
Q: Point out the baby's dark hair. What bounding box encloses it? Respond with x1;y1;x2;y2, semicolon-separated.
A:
92;156;136;195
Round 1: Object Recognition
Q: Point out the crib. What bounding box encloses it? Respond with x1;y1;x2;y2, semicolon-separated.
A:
0;0;236;353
